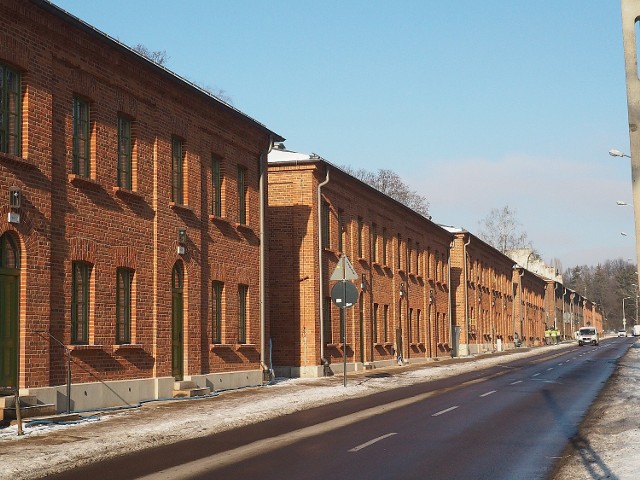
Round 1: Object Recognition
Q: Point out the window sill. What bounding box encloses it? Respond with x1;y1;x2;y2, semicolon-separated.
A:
234;343;256;351
113;186;144;200
210;343;234;350
0;152;37;168
208;214;230;224
68;174;102;190
235;222;253;231
112;343;143;351
68;344;104;352
325;343;349;348
169;202;194;213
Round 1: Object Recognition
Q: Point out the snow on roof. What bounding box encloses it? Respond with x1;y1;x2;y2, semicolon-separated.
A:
268;145;316;163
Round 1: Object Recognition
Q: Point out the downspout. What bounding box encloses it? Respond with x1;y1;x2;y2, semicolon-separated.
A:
562;287;567;340
519;269;525;342
554;283;560;329
463;235;471;355
318;166;330;366
260;136;274;379
448;239;454;356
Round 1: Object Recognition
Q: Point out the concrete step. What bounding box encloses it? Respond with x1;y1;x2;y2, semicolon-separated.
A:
172;386;210;398
0;394;39;408
1;403;57;421
173;380;198;390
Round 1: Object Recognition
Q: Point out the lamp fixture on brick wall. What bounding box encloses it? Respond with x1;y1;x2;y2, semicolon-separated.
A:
177;228;186;255
8;186;21;224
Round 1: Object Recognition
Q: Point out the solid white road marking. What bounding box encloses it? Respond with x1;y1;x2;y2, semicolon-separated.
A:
432;406;459;417
349;432;397;452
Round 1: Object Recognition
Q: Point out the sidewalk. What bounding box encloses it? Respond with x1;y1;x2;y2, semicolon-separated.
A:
0;341;637;480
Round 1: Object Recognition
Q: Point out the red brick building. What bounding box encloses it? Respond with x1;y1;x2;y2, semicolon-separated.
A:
447;229;518;354
268;146;454;376
0;0;282;411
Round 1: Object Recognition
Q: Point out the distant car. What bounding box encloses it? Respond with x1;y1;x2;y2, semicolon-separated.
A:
618;330;627;337
578;327;599;346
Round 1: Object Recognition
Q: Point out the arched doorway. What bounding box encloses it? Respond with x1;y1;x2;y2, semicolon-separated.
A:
171;262;184;381
0;232;20;390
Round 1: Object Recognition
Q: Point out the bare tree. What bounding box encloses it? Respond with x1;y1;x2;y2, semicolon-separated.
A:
132;43;169;66
477;205;530;253
341;166;430;218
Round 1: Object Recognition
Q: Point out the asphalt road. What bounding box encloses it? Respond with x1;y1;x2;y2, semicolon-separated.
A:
48;339;633;480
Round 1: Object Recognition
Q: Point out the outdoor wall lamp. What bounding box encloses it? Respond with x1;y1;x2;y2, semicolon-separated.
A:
8;186;21;224
177;228;187;255
399;282;405;297
9;186;21;209
361;273;367;291
429;289;434;304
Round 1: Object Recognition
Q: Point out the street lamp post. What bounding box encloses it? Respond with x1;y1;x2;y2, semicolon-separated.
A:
615;1;640;288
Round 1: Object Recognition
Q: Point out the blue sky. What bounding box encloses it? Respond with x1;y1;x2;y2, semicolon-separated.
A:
51;0;635;269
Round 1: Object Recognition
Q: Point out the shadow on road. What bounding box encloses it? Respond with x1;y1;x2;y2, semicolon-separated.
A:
566;434;618;480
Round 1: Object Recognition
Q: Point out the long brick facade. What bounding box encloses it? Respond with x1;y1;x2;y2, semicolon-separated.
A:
0;0;603;412
268;147;454;376
0;0;282;411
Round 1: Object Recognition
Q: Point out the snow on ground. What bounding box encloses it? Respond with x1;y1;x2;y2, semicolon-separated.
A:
1;341;638;479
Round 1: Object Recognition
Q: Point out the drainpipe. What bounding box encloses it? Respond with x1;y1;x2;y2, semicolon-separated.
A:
519;269;525;342
562;287;567;340
318;166;330;366
554;283;560;329
259;136;274;379
448;239;454;356
463;235;471;355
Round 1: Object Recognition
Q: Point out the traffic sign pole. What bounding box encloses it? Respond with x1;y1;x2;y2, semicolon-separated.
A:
330;255;359;387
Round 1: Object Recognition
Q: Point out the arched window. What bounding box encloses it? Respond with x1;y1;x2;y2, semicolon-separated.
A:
172;262;184;290
0;233;19;269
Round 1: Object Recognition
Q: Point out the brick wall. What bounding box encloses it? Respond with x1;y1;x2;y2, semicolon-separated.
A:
0;0;276;394
268;158;454;373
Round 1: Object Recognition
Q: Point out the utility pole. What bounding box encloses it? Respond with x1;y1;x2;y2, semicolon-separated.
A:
620;0;640;285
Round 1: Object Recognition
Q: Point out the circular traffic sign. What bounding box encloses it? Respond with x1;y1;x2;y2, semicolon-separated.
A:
331;281;358;308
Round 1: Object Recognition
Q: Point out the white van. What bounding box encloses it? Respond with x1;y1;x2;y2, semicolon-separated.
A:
633;324;640;337
577;327;599;346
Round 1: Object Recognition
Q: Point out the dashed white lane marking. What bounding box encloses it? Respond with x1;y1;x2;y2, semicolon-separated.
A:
432;406;459;417
533;373;541;377
547;368;554;371
349;432;397;452
480;390;496;397
510;380;523;385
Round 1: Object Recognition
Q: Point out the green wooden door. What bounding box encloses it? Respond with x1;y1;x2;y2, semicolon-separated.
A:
171;264;184;381
0;233;19;390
